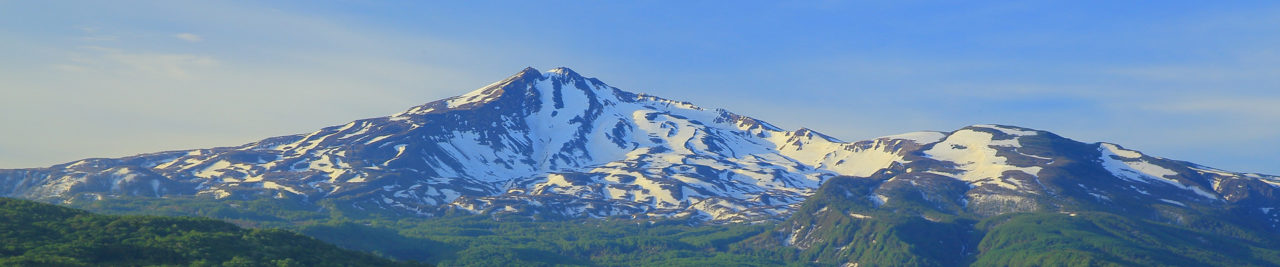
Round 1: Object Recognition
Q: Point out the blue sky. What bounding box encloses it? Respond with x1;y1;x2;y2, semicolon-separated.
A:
2;1;1278;174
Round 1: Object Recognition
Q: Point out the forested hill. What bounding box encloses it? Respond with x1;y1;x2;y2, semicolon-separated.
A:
0;197;425;267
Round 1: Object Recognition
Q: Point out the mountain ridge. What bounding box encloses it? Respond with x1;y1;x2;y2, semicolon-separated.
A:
2;67;1278;227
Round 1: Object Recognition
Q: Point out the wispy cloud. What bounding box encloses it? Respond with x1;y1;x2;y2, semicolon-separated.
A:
104;51;218;79
77;26;118;42
58;46;218;79
1107;65;1280;83
174;33;203;42
1147;97;1280;117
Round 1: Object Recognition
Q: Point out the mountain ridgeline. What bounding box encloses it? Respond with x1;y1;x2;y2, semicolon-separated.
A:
3;67;1280;265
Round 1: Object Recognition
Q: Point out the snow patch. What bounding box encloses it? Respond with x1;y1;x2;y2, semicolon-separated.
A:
193;160;233;179
1100;143;1142;159
1158;199;1186;207
880;131;946;144
1099;144;1217;199
924;129;1041;190
869;194;888;207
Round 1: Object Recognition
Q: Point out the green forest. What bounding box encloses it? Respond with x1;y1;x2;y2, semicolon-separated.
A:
14;196;1268;266
0;198;425;267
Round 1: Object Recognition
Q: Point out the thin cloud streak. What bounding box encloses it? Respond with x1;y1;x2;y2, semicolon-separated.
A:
174;33;202;42
61;46;220;79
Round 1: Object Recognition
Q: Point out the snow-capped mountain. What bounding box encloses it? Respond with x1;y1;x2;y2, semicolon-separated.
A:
847;124;1280;220
2;67;1278;225
770;125;1280;254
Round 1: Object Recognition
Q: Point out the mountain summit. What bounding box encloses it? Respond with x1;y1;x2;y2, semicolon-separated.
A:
2;68;1278;225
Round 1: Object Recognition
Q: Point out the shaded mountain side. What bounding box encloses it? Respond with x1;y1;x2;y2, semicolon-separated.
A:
735;174;978;266
0;197;424;267
739;172;1280;266
740;210;1280;266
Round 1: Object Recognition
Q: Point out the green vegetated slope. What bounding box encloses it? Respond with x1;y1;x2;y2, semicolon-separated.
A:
742;176;1280;266
0;197;425;267
737;175;979;266
743;210;1280;267
974;212;1280;267
62;195;1280;266
301;216;780;266
73;197;783;266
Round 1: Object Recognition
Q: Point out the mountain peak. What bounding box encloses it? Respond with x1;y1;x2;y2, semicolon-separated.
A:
793;128;842;142
545;67;580;77
394;66;626;117
516;66;543;78
963;124;1041;136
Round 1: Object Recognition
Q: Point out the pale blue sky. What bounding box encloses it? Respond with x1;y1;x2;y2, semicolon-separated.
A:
2;1;1278;174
